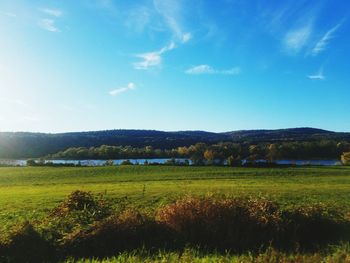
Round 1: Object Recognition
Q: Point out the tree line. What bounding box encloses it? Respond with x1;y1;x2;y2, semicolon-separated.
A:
2;128;350;159
46;140;350;165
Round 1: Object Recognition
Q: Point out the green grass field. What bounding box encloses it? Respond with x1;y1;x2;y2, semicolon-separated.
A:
1;165;350;262
1;165;350;234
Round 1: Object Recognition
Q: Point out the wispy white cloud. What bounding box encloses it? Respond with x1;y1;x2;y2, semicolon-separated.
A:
186;65;214;74
284;23;313;54
40;8;63;17
109;82;136;96
258;2;324;57
127;0;191;70
38;7;63;32
38;19;60;32
185;65;241;75
311;22;343;56
124;6;151;33
181;32;192;43
133;42;176;70
133;52;162;70
153;0;191;43
307;68;325;80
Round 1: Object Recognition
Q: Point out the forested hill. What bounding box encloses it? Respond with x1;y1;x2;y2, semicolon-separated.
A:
223;128;345;141
0;128;349;158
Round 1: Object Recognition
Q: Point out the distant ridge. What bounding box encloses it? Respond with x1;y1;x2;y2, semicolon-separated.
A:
224;127;336;141
0;127;349;158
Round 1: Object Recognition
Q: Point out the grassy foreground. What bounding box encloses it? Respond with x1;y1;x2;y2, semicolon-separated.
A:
0;165;350;262
64;247;350;263
1;165;350;232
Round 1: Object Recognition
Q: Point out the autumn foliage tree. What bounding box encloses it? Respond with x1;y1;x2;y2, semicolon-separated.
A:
341;152;350;165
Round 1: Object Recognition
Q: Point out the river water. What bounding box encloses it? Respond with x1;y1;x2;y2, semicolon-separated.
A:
0;159;342;166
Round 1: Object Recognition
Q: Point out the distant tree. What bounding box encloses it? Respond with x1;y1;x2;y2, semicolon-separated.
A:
267;144;278;163
141;146;152;158
247;145;259;163
120;160;133;165
177;147;189;157
338;142;350;154
26;159;36;166
227;155;242;166
226;143;241;158
341;152;350;165
189;143;207;165
37;159;45;166
204;150;215;165
154;149;163;158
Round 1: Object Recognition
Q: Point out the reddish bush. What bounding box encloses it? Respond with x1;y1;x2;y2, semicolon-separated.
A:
157;197;281;251
62;210;172;258
2;192;347;260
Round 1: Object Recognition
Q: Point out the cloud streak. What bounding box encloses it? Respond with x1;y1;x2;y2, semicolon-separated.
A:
181;32;192;43
109;83;136;96
284;23;312;54
311;22;343;56
40;8;63;17
307;68;325;80
185;65;241;75
38;7;63;32
38;19;60;32
124;6;151;33
133;42;175;70
153;0;191;43
129;0;191;70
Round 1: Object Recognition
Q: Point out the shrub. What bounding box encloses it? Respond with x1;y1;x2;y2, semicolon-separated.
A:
279;205;348;251
62;210;172;258
157;197;348;252
60;195;349;257
2;192;348;260
50;190;111;220
40;191;111;244
26;159;36;166
120;160;133;165
1;222;55;263
157;197;281;251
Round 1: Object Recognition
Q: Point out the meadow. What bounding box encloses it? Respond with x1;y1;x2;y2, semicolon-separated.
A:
0;165;350;262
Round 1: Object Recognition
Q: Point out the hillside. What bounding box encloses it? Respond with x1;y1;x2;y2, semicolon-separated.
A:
224;128;350;141
0;128;349;158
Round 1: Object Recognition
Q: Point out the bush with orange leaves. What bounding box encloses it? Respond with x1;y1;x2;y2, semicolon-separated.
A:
157;197;282;252
157;197;348;252
61;209;172;258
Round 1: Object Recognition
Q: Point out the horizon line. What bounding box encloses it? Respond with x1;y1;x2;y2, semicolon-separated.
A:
0;126;346;135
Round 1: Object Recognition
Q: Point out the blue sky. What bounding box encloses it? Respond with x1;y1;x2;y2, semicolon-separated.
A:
0;0;349;133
